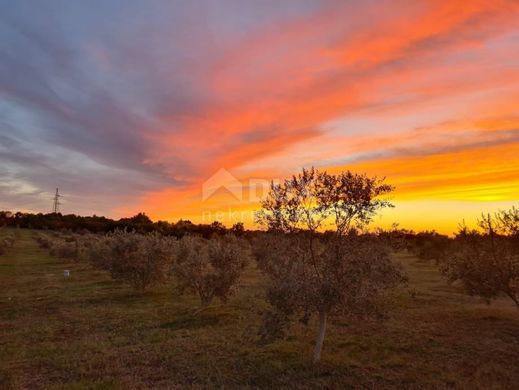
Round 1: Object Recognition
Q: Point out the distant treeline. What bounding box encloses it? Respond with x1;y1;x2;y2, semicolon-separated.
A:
0;210;454;258
0;211;245;238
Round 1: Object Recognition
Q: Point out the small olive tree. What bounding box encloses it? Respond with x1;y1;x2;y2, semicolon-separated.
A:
0;235;15;255
85;230;176;292
50;239;80;260
440;209;519;308
35;233;79;260
410;231;451;262
172;234;248;313
255;167;406;364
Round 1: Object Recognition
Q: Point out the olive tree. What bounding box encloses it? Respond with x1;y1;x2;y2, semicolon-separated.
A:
50;239;80;260
85;230;176;292
172;234;248;313
440;209;519;308
35;233;80;260
410;231;451;262
0;234;15;255
255;167;406;364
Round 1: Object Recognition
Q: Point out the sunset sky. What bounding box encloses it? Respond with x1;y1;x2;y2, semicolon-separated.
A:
1;0;518;234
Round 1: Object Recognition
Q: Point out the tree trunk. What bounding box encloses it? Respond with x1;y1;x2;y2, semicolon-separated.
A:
313;311;327;365
506;292;519;309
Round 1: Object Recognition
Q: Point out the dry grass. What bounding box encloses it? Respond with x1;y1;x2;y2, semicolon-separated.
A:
1;228;518;389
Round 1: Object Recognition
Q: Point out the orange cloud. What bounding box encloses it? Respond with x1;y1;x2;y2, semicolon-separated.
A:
118;0;519;233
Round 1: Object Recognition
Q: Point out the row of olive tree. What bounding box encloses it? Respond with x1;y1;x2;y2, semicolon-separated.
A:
439;207;519;308
33;167;519;366
79;231;250;311
82;231;176;291
77;168;407;365
35;229;250;312
34;167;407;365
254;170;519;364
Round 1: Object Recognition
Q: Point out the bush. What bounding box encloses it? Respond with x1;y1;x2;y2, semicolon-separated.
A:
35;234;52;249
49;240;79;260
172;235;248;311
2;235;15;247
439;211;519;308
85;230;176;292
34;233;80;260
410;231;451;262
1;234;16;254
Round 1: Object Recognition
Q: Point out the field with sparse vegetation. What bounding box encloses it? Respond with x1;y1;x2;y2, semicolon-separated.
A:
1;227;519;389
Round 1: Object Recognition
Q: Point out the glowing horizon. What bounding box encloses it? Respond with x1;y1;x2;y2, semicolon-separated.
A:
1;1;518;235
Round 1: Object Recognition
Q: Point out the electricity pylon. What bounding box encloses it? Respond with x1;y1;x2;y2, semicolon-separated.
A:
52;188;62;214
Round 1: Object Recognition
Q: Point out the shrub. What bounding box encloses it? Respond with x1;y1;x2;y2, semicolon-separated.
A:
172;235;248;312
35;234;52;249
410;231;451;262
1;234;16;254
85;230;176;292
49;239;79;260
440;211;519;308
75;233;103;263
3;235;15;247
34;233;81;260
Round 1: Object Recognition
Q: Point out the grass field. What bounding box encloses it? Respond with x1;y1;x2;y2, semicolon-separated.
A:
1;228;519;389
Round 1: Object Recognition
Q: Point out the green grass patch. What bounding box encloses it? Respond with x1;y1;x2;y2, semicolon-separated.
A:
1;228;518;388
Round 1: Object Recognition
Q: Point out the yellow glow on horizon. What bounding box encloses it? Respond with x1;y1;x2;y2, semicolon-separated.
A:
111;2;519;234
